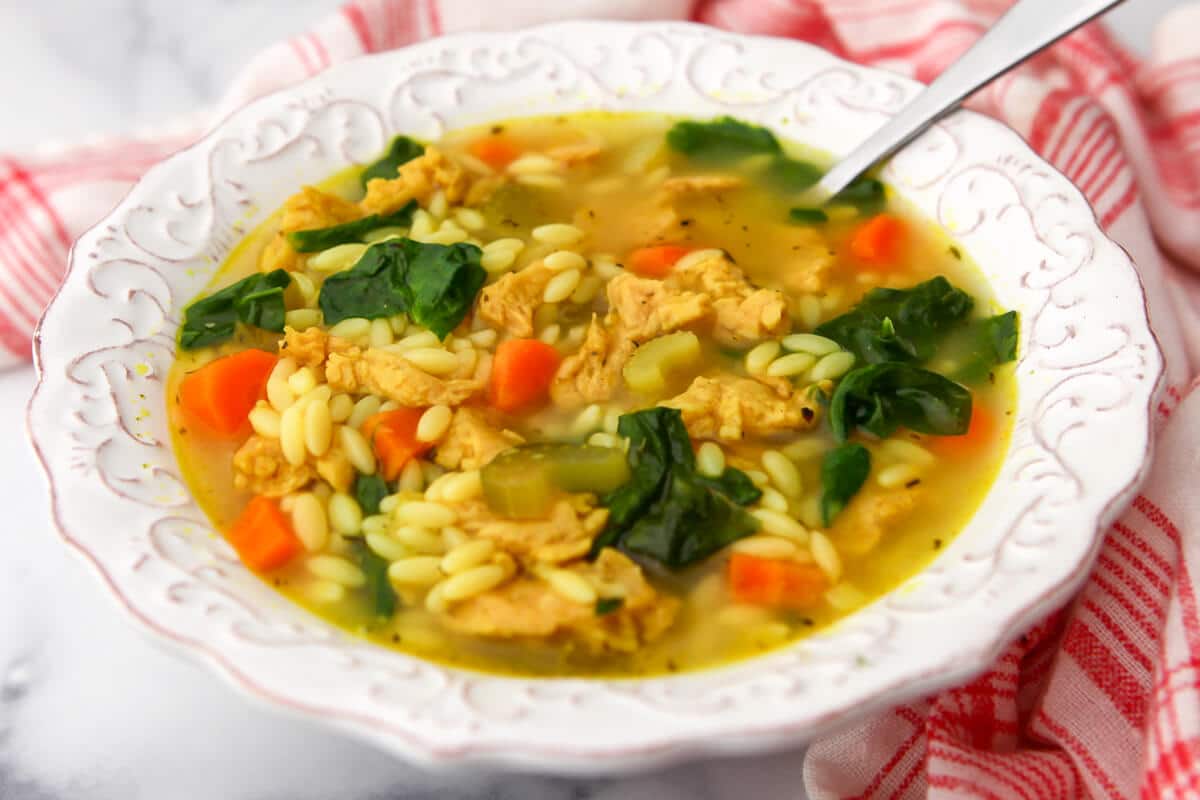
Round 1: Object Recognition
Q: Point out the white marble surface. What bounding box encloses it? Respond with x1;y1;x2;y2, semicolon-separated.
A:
0;1;1182;798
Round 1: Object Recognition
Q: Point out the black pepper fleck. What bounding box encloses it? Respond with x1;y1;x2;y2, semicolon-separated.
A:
801;407;815;422
933;538;943;550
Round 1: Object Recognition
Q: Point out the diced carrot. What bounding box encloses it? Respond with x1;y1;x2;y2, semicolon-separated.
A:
469;136;521;169
178;349;278;438
489;338;562;413
361;408;434;481
849;213;907;267
728;552;828;609
932;399;995;457
627;245;693;278
227;495;301;572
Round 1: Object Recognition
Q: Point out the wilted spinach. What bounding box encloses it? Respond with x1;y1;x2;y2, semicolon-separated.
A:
820;443;871;526
789;207;829;225
179;269;291;350
285;201;418;252
318;238;486;337
595;597;624;616
591;408;759;570
353;473;390;517
767;155;824;193
695;468;763;506
665;116;829;198
360;135;425;188
829;362;973;442
666;116;782;160
816;276;975;365
353;540;397;619
951;311;1020;384
830;177;886;214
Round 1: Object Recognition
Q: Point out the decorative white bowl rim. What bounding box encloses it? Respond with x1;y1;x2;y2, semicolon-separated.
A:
28;21;1163;774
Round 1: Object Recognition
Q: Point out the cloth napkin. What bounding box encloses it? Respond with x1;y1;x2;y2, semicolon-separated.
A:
9;1;1200;797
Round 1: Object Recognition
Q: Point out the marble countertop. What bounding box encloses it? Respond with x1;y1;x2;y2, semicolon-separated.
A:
0;1;1182;798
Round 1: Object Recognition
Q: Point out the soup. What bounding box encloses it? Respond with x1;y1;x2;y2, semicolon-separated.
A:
168;112;1016;677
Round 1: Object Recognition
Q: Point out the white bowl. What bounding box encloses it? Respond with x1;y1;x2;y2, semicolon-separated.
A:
28;21;1162;775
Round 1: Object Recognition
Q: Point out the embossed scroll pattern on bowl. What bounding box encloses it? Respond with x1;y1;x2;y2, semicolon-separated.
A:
29;22;1161;774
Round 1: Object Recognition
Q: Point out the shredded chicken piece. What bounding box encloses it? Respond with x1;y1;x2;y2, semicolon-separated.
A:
325;345;487;407
279;326;329;368
464;173;507;207
455;498;607;565
778;225;836;295
547;141;604;166
550;251;787;409
604;272;710;342
550;316;635;409
360;146;472;215
660;174;744;197
834;489;921;557
258;186;362;272
629;203;686;245
660;376;819;442
440;549;678;653
434;408;523;471
476;263;555;338
666;250;789;347
232;436;314;496
259;234;301;273
279;187;362;233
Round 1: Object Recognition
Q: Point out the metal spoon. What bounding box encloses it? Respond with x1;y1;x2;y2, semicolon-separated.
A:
809;0;1128;205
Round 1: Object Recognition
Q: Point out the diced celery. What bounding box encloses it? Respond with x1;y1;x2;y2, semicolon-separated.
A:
535;444;630;493
481;450;557;519
623;331;702;395
481;444;631;518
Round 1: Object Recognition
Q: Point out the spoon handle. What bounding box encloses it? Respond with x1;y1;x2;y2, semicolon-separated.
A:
812;0;1126;202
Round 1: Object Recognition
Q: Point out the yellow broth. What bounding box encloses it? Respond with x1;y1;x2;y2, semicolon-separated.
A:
168;112;1015;677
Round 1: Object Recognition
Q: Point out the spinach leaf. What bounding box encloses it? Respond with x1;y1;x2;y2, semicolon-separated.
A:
595;597;624;616
600;402;696;542
820;443;871;526
789;177;885;221
360;135;425;188
666;116;782;161
318;238;486;337
399;240;488;339
789;207;829;225
285;201;418;253
952;311;1020;384
179;269;291;350
620;472;758;568
353;473;390;517
768;156;824;193
831;177;886;214
695;468;762;506
816;276;975;365
353;541;397;619
592;408;759;570
829;363;973;442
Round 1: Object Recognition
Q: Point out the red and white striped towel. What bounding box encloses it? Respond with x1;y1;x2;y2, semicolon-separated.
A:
9;1;1200;797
